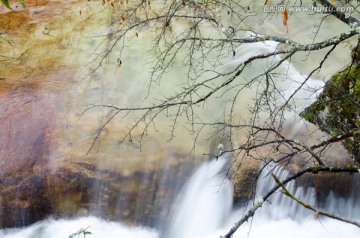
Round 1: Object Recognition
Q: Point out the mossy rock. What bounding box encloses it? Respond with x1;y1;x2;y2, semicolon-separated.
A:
300;65;360;162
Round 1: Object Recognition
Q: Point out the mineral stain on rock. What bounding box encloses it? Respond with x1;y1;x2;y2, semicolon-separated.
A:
0;2;201;227
0;84;60;227
0;0;96;228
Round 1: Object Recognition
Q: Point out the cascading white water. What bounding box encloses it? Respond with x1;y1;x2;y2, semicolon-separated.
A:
163;155;233;238
1;158;360;238
223;163;360;238
164;160;360;238
254;163;316;220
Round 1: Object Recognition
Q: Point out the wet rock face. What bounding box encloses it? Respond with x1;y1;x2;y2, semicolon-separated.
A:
0;84;198;227
232;167;258;205
46;158;198;228
0;0;201;228
0;87;59;227
0;175;52;228
301;64;360;163
0;154;198;228
0;84;198;228
312;173;360;205
295;171;360;208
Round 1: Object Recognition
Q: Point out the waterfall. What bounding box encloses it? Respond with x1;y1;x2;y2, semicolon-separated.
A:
225;163;360;238
254;163;316;220
253;162;360;223
163;155;233;238
2;158;360;238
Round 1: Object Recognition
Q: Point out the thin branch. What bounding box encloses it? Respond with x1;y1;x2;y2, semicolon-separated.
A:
273;174;360;228
223;165;360;238
310;131;358;150
316;0;360;26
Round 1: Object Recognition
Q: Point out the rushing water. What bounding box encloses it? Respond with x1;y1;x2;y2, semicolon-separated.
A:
163;156;233;238
1;157;359;238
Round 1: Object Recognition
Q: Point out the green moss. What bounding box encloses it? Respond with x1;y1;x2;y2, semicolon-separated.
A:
347;162;356;169
300;103;325;124
301;64;360;160
329;128;344;136
301;112;314;122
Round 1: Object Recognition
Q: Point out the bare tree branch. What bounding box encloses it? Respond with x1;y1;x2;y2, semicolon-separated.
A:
316;0;360;26
273;174;360;228
223;165;360;238
80;1;360;235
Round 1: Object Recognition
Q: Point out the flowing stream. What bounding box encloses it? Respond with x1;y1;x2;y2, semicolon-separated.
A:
1;157;359;238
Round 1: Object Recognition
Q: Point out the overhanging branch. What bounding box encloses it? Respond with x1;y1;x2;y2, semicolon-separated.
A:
273;174;360;228
317;0;360;26
223;165;360;238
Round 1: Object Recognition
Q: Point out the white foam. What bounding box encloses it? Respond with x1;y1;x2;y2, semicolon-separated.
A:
0;216;159;238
